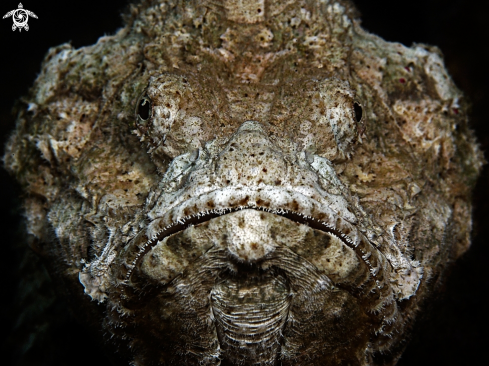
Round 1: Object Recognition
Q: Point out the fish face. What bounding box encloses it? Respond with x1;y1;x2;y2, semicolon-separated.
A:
107;114;378;364
4;1;482;365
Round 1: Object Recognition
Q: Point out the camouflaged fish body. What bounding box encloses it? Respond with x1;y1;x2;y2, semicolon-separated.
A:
4;0;482;365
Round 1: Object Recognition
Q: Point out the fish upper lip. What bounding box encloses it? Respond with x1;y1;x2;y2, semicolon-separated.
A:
146;184;359;239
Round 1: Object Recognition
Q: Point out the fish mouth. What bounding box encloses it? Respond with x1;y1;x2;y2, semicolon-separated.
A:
116;183;386;299
118;201;378;287
116;207;383;365
116;183;371;284
119;206;351;283
112;188;391;365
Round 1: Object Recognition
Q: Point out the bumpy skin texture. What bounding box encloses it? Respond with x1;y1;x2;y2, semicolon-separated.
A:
4;0;483;365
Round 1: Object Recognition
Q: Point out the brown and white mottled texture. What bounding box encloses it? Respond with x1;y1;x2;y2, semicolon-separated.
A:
3;0;483;365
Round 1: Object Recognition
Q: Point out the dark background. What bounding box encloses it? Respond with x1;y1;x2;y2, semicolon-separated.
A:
0;0;487;365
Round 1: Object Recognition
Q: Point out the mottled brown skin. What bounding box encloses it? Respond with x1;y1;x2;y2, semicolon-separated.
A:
3;0;482;365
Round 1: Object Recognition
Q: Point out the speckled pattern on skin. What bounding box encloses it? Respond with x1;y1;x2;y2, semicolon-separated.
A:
3;0;483;365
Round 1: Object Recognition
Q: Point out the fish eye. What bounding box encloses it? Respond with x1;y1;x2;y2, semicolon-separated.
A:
137;96;152;121
353;102;363;122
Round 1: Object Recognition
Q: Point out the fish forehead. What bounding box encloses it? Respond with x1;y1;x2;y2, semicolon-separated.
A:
136;0;357;65
136;0;359;140
3;0;483;365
